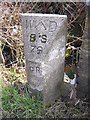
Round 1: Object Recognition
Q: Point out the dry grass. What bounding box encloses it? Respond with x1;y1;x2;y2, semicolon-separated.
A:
0;2;86;65
0;1;88;119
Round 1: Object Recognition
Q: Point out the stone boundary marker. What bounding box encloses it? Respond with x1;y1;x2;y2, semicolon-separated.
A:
21;13;67;105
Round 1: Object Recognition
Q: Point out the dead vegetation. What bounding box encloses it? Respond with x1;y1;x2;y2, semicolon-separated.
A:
44;98;88;118
0;2;86;66
0;1;88;119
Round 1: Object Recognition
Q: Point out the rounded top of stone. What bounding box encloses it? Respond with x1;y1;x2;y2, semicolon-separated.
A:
20;13;67;18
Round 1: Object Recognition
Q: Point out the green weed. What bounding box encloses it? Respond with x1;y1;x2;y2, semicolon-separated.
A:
2;85;43;118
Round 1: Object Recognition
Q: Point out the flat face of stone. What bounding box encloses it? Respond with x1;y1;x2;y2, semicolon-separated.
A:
21;13;67;104
21;13;67;61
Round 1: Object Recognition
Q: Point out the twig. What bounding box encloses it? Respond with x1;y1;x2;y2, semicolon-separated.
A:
66;35;83;46
68;5;85;27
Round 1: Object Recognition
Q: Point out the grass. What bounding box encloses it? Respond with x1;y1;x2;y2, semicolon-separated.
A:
2;84;43;118
1;63;88;119
1;65;44;118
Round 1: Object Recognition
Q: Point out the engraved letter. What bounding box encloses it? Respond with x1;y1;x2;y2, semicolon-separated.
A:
30;66;34;71
49;21;57;32
26;19;31;30
35;21;47;30
31;45;36;52
36;67;40;73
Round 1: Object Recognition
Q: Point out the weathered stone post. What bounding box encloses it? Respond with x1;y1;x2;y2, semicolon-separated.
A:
21;13;67;104
76;3;89;99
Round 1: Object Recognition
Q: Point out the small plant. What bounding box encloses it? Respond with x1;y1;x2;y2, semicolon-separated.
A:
2;85;43;118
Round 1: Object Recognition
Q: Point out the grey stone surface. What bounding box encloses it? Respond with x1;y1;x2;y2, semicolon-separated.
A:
21;13;67;104
77;16;88;99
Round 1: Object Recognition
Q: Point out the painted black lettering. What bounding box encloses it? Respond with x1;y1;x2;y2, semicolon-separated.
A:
37;46;43;54
41;35;47;43
30;34;36;42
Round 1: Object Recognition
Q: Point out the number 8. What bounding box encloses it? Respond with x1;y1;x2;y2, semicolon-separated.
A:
30;34;36;42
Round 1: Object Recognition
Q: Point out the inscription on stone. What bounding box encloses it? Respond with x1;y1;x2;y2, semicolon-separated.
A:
21;13;67;104
29;61;41;76
29;33;47;55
